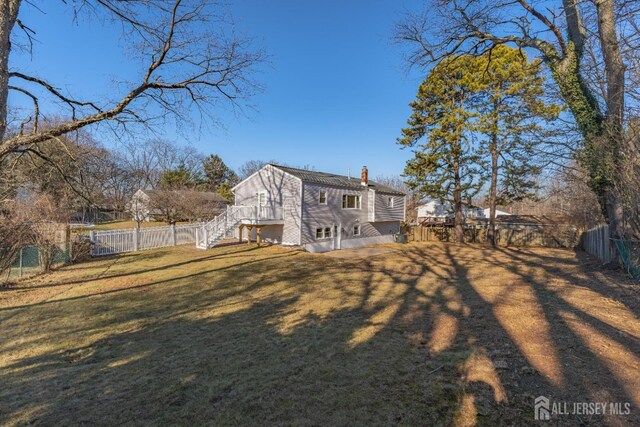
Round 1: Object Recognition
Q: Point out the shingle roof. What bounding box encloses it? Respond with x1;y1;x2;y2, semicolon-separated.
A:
271;164;406;196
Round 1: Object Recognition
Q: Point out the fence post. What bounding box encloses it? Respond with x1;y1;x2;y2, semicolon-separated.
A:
204;226;209;249
89;230;96;256
133;228;139;252
18;247;23;277
171;223;177;246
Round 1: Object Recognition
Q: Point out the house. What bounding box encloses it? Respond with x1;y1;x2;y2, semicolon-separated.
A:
195;164;406;252
416;200;483;224
129;189;227;222
482;207;511;218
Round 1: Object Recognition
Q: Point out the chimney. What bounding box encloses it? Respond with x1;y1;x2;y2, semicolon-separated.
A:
361;166;368;186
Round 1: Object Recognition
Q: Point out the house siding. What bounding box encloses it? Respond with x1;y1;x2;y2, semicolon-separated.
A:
301;183;369;245
233;165;302;245
373;193;405;222
301;184;401;246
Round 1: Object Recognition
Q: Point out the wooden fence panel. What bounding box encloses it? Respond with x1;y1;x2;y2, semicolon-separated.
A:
405;225;579;248
581;224;612;263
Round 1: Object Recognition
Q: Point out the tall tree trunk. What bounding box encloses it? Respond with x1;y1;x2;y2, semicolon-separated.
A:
488;145;499;247
453;156;464;244
0;1;21;143
550;0;628;240
487;99;500;247
596;0;627;240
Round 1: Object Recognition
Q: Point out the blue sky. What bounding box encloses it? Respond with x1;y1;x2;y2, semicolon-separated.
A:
11;0;425;177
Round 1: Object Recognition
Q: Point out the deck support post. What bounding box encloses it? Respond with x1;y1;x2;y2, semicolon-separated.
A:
256;225;263;246
246;225;253;244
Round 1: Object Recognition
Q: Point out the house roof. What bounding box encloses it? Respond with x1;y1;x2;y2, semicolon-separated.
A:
271;164;406;195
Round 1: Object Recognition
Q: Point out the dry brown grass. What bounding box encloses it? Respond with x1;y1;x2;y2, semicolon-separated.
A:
0;242;638;426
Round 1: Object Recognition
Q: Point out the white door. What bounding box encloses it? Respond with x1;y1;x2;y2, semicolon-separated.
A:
333;224;342;250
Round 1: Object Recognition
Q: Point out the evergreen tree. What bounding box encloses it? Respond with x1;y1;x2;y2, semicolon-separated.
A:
202;154;239;201
398;57;485;243
159;164;197;190
475;46;561;245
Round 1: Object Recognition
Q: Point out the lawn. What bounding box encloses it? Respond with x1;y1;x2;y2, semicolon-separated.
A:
0;242;638;426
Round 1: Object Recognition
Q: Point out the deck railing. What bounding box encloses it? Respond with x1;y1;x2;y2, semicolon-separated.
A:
229;205;284;221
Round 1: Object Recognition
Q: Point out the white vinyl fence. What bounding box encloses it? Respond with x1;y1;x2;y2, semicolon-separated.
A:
89;223;202;256
581;224;613;263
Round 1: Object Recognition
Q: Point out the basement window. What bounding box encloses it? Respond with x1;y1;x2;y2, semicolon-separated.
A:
315;227;333;240
342;194;361;209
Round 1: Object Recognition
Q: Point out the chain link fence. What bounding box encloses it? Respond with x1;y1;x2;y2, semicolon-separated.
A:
3;244;71;282
612;239;640;280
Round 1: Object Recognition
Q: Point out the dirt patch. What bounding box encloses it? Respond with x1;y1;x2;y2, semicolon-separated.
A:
318;246;396;259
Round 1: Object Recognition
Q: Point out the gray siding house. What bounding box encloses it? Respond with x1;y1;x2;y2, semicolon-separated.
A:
226;164;406;252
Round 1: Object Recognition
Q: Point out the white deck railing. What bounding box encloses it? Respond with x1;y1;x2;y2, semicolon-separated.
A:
230;205;284;221
196;205;284;249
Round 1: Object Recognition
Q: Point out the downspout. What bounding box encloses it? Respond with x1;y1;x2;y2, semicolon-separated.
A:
371;189;376;223
299;180;304;245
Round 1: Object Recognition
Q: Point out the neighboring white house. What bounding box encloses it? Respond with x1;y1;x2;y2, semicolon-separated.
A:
129;189;227;222
416;201;483;222
195;164;406;252
415;202;512;223
482;207;512;218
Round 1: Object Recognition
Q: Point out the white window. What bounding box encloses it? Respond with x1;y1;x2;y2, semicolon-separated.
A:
342;194;361;209
353;225;361;236
257;192;267;206
319;191;327;204
387;196;394;208
315;227;333;240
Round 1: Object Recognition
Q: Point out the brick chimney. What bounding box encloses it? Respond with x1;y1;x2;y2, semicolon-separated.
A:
361;166;368;186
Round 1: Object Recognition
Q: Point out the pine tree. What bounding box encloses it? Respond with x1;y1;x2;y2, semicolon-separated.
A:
475;46;561;245
202;154;239;201
159;164;196;190
398;56;485;243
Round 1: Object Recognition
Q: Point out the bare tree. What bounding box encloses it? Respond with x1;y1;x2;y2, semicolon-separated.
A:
121;139;205;190
374;174;418;224
395;0;639;239
238;159;278;179
9;193;72;273
147;189;224;224
1;0;264;159
0;204;32;277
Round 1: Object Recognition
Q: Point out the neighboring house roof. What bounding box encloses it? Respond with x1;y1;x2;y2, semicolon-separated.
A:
494;215;574;225
270;164;406;195
137;189;228;204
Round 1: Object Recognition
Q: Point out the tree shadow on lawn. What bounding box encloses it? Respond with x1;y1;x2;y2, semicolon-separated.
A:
438;244;640;425
1;245;265;293
0;242;638;426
